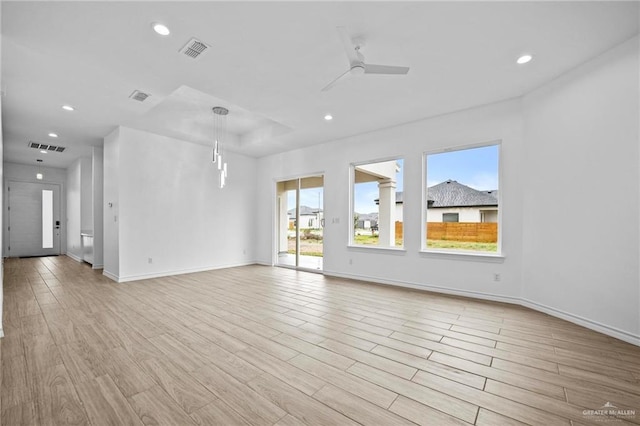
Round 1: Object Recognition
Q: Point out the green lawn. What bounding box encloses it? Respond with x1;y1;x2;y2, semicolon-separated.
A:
353;235;497;252
353;234;403;246
427;240;497;252
288;234;497;254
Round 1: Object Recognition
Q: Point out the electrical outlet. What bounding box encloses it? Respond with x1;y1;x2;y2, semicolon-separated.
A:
349;258;353;265
148;258;153;264
493;273;501;282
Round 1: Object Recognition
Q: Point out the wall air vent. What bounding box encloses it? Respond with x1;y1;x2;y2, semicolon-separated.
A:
28;142;66;152
179;38;209;59
129;90;150;102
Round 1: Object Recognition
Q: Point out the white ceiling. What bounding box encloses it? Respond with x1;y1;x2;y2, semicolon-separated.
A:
2;1;638;169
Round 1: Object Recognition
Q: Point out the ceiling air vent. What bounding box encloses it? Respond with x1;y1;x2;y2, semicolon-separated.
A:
28;142;66;152
179;38;209;59
129;90;150;102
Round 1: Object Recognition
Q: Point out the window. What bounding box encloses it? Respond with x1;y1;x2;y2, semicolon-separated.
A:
42;190;53;248
352;158;403;248
443;213;459;223
424;144;499;253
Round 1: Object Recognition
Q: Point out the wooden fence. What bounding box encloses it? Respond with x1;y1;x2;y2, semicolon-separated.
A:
395;222;497;243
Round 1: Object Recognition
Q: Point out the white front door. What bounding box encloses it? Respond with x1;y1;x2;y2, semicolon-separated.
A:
7;181;61;257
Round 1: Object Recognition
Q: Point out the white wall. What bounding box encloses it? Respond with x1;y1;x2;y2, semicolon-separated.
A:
426;207;483;223
4;162;68;255
92;146;104;268
81;157;92;232
66;159;82;260
522;36;639;342
104;126;257;282
103;128;120;279
257;99;525;301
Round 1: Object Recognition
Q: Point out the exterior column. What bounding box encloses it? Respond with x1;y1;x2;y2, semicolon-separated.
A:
378;179;396;246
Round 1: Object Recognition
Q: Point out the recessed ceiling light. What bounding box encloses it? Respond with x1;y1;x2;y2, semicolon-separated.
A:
48;133;58;138
517;54;533;65
62;105;75;111
40;150;47;154
36;173;43;180
152;22;170;36
324;114;333;121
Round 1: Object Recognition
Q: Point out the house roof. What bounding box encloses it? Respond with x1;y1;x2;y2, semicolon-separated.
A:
288;206;322;216
484;190;498;200
374;191;403;205
357;213;379;222
427;180;498;208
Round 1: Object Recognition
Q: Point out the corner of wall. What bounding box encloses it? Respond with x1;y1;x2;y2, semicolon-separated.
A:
103;127;120;277
521;36;640;342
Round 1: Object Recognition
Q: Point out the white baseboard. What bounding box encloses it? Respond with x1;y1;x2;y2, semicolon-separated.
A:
323;270;521;306
0;328;4;338
66;252;83;263
115;261;256;283
102;269;119;282
92;264;104;270
521;299;640;347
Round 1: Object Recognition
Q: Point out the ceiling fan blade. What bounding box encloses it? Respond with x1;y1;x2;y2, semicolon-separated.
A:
336;26;360;65
364;64;410;75
321;68;352;92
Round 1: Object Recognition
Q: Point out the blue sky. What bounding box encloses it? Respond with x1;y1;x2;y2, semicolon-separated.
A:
426;145;499;190
288;144;499;214
287;187;323;212
355;145;499;214
354;160;404;214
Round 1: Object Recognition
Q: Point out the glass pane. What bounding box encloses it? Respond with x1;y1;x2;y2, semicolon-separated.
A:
299;176;323;270
276;180;297;267
425;145;499;252
42;189;53;249
353;159;403;247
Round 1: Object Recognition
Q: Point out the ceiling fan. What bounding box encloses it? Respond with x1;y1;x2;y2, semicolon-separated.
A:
321;27;410;92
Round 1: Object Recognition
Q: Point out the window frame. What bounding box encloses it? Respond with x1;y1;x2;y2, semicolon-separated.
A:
421;141;503;257
349;156;405;250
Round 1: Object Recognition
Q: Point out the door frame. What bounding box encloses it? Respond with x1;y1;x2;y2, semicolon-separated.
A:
273;172;324;272
4;179;64;257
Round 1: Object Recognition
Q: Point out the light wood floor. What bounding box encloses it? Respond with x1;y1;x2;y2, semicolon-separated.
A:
1;256;639;426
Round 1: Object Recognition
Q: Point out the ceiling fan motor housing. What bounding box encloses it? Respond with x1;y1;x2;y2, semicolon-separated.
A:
350;64;366;75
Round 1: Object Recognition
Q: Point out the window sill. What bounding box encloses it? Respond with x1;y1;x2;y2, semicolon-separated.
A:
419;249;505;263
348;245;406;255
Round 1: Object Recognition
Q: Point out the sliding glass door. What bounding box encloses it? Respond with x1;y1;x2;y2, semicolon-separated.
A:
276;175;323;270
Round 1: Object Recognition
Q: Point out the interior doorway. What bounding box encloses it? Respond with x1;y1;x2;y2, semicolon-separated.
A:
276;175;324;271
6;180;62;257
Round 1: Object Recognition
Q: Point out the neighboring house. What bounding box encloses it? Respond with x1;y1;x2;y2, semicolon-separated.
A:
288;205;324;229
427;180;498;222
354;212;378;230
389;181;498;223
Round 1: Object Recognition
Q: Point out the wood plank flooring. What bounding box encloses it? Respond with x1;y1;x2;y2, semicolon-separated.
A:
2;256;640;425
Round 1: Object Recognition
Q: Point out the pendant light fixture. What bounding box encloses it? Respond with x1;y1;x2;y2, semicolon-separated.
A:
212;106;229;188
36;158;44;180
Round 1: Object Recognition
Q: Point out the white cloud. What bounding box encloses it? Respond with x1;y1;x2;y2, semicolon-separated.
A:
465;173;498;191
